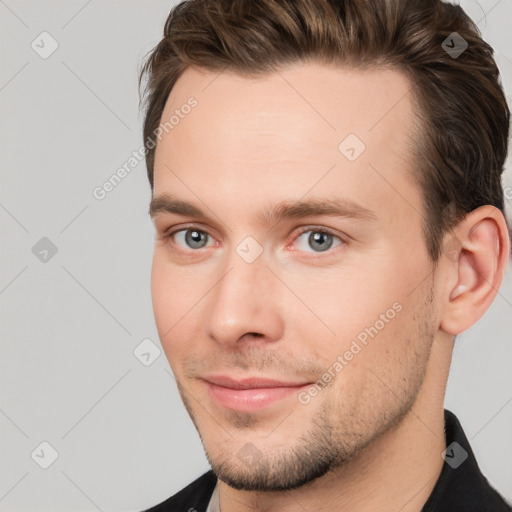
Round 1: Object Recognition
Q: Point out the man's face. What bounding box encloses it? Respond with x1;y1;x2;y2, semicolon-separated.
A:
150;62;440;490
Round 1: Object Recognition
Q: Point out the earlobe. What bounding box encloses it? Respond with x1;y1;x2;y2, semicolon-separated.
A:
440;206;510;336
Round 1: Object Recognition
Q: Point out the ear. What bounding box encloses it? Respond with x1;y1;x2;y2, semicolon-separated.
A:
439;205;511;335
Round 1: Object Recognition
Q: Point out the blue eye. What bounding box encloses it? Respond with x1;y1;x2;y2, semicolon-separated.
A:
295;229;342;253
173;229;212;249
164;226;344;256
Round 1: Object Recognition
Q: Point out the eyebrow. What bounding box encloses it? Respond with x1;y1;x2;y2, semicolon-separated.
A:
149;194;377;225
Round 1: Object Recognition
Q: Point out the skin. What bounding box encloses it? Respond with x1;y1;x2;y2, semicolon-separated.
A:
149;62;510;512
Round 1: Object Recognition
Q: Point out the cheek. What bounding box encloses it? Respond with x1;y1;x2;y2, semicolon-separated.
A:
151;256;172;332
150;255;198;357
151;253;204;318
317;303;427;432
282;265;397;343
289;257;423;375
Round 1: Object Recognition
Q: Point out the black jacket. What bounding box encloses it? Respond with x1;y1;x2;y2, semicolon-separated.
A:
143;410;511;511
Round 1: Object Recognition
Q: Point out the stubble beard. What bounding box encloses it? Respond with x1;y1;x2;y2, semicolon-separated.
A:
174;288;437;492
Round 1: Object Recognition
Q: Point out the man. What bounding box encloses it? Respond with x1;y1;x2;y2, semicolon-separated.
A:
139;0;511;510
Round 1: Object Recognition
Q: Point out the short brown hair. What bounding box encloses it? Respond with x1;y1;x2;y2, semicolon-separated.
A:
138;0;510;260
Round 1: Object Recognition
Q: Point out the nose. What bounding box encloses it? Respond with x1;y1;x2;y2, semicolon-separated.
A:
205;249;285;348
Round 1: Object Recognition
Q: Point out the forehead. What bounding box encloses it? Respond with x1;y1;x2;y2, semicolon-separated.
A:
161;62;414;142
152;62;420;224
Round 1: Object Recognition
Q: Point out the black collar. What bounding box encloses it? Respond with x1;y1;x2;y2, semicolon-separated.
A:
421;409;510;511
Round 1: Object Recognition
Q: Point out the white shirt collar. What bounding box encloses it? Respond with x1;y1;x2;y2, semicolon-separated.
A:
205;482;220;512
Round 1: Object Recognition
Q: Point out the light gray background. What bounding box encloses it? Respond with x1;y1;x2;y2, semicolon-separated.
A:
0;1;511;510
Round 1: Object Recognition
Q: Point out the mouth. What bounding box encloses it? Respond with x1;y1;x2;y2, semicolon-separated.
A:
201;374;312;412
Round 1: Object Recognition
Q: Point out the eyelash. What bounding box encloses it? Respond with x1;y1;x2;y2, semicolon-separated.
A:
161;224;347;258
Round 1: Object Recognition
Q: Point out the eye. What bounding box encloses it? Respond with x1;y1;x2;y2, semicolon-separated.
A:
294;228;343;253
171;228;214;250
162;225;345;255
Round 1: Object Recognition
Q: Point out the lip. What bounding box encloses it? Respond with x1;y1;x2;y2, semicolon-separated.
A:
202;375;311;412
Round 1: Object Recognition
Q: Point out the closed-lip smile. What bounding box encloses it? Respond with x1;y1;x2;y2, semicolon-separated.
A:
202;374;312;411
